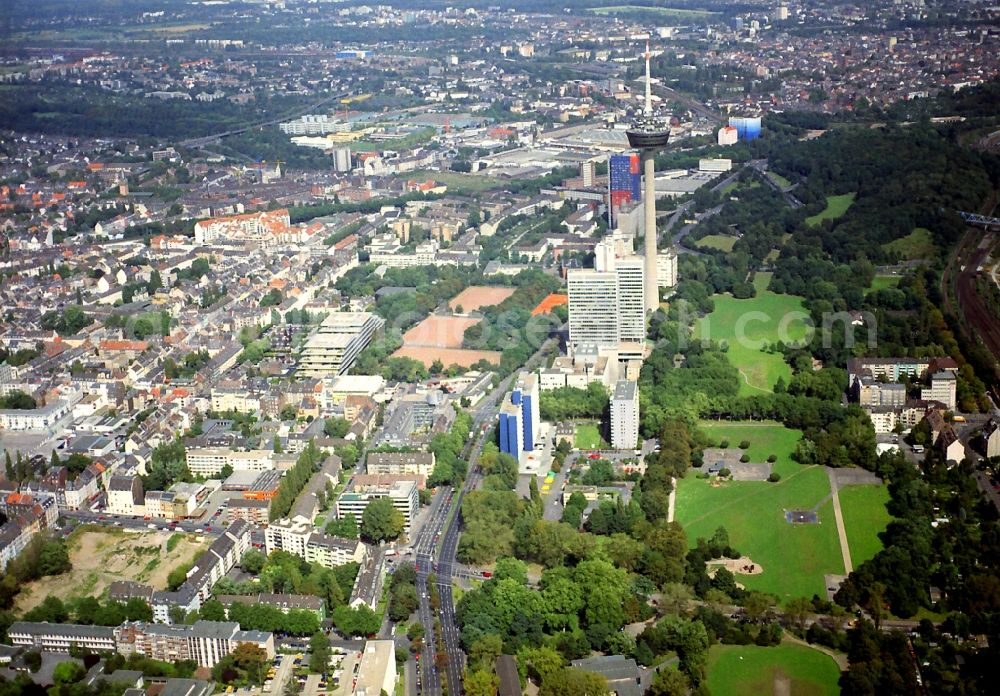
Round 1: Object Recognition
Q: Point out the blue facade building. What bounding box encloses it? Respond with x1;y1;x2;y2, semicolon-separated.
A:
728;116;762;141
609;153;642;203
498;371;540;458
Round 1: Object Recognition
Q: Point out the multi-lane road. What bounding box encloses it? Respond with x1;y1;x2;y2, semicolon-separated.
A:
411;336;560;695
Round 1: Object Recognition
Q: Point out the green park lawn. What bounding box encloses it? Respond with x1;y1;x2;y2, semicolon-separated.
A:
866;275;901;294
574;423;605;450
838;484;891;566
753;271;773;293
706;643;841;696
699;421;802;477
883;227;937;260
677;423;844;599
769;172;792;188
805;193;856;227
696;291;810;395
696;234;738;252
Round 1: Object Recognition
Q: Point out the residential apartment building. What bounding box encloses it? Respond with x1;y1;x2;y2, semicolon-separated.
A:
193;209;291;247
336;479;419;533
365;452;436;477
0;399;73;433
264;515;367;568
114;621;274;668
107;475;144;516
185;447;274;477
353;640;397;696
610;380;639;450
299;312;385;377
226;497;272;525
921;371;957;410
656;249;678;289
216;593;325;621
8;622;116;653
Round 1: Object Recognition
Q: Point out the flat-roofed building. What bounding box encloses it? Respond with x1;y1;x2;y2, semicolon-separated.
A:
227;497;271;525
366;452;436;477
264;516;367;568
336;479;419;533
185;448;274;477
8;622;116;653
610;380;639;450
216;593;325;620
114;620;274;668
353;640;396;696
299;313;385;377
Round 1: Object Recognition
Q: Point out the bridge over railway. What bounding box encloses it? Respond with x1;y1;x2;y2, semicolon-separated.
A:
959;211;1000;227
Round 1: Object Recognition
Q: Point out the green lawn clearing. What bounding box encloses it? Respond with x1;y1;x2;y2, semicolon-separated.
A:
706;643;841;696
696;234;738;252
753;272;773;293
677;423;844;599
866;275;901;294
696;291;810;395
805;193;856;227
838;484;891;567
698;421;801;478
883;227;937;260
575;423;605;450
769;172;792;188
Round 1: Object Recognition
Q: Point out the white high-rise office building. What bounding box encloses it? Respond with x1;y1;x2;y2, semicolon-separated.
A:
615;257;646;343
610;380;640;450
568;236;647;350
657;250;678;289
568;270;620;349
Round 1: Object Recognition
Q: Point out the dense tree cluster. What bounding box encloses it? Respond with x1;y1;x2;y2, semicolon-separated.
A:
538;383;608;422
387;562;419;623
427;409;472;487
462;270;563;376
40;305;93;335
269;441;325;521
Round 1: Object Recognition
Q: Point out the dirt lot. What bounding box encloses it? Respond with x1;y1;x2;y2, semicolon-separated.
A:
392;346;502;368
448;286;515;314
402;315;482;348
15;528;209;613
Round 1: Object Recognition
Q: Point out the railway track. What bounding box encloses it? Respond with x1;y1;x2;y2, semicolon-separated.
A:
943;192;1000;371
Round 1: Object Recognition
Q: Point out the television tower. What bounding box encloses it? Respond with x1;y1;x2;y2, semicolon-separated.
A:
627;40;671;314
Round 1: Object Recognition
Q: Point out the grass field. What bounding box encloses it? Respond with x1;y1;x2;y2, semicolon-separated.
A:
677;422;844;599
696;292;810;395
838;484;891;566
699;421;802;477
866;275;901;294
696;234;738;252
753;272;773;293
769;172;793;188
406;170;506;193
883;227;937;260
805;193;856;227
575;423;605;450
706;643;841;696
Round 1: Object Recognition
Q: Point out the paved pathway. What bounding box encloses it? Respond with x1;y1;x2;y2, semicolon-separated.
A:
783;633;849;671
667;479;676;523
827;467;853;574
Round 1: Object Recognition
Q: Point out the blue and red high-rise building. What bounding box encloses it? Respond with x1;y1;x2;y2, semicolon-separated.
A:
609;153;642;210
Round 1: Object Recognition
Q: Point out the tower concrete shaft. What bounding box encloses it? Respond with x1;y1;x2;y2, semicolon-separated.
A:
643;150;658;312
